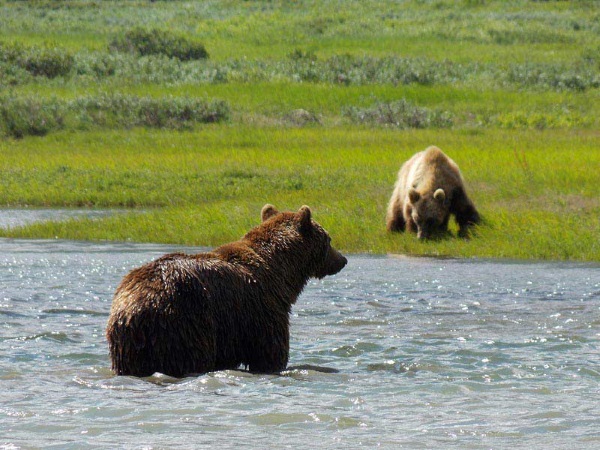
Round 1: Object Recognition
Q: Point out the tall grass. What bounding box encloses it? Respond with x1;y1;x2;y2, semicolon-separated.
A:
3;48;599;92
1;127;598;261
0;1;599;261
1;0;597;62
0;41;74;78
109;28;208;61
0;94;229;138
1;1;598;135
344;99;453;129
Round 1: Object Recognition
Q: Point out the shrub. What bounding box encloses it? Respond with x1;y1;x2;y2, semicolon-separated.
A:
109;28;209;61
506;62;600;91
344;99;454;129
0;97;65;138
134;96;229;128
0;42;73;78
74;52;119;78
0;62;33;87
20;45;74;78
287;54;446;85
0;94;230;137
288;48;317;62
72;95;230;129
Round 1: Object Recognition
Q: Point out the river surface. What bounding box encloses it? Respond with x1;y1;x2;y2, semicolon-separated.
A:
0;239;598;449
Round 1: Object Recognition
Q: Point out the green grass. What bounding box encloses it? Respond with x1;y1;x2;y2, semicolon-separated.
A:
0;0;599;261
1;127;598;261
2;0;598;63
4;82;598;134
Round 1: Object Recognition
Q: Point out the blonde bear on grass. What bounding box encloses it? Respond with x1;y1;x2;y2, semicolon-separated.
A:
386;146;480;239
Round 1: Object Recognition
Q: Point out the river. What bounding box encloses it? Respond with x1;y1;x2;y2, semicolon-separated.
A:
1;239;599;449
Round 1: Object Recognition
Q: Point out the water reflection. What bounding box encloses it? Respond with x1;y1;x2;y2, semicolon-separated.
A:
0;208;123;229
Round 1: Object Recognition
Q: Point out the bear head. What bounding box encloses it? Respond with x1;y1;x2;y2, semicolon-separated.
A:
408;188;450;239
259;204;347;278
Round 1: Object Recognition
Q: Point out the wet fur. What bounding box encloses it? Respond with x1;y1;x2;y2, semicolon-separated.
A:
106;205;347;377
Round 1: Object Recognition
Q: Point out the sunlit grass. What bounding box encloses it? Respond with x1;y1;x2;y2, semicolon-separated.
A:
1;1;599;260
2;1;599;136
1;127;598;261
2;0;597;63
6;82;599;132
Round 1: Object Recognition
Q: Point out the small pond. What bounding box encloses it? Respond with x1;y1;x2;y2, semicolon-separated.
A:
0;239;599;448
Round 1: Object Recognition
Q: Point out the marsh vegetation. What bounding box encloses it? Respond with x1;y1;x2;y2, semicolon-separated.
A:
0;0;598;260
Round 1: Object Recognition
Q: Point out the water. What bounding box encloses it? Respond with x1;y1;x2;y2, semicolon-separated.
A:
0;209;121;229
1;239;599;449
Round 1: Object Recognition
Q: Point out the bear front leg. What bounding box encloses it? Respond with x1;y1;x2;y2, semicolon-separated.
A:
457;208;480;237
451;187;481;238
386;196;406;232
387;215;406;232
401;204;418;234
405;217;418;234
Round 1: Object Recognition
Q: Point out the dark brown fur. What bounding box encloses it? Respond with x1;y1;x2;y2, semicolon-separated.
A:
106;205;347;377
386;146;480;239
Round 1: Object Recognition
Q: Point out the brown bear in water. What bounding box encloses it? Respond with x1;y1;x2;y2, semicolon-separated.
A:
106;205;347;378
386;146;480;239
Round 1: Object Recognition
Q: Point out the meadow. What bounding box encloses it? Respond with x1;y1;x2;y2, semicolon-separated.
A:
0;0;599;261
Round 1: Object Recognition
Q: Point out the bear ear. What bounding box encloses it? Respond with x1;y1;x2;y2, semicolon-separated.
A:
261;204;279;222
434;188;446;202
295;205;312;234
408;188;420;204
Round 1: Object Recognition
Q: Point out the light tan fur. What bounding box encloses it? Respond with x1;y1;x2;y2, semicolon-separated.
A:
386;146;480;239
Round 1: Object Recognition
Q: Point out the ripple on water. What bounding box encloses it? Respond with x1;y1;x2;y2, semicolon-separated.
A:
248;412;366;430
41;308;108;317
6;331;77;343
1;241;599;449
366;360;420;374
330;342;383;357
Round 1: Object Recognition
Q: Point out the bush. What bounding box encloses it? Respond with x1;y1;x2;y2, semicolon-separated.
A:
0;42;74;78
109;28;209;61
344;99;454;129
0;61;33;87
506;62;600;91
0;94;230;137
0;97;65;138
287;54;449;85
74;52;119;78
73;95;229;129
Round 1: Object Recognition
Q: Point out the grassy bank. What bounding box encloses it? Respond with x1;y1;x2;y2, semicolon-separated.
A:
0;0;599;261
1;127;598;261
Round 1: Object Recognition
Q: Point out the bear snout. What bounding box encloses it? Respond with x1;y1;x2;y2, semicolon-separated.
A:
417;223;432;240
336;252;348;272
318;247;347;278
331;247;348;271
